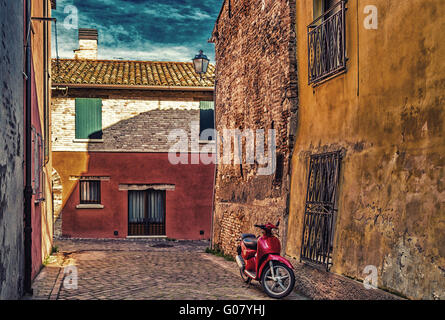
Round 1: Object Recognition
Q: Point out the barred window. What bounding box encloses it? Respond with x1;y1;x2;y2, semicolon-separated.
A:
79;180;101;204
308;0;347;85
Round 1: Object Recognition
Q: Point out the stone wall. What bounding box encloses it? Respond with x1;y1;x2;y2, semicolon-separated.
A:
0;0;25;299
211;0;298;257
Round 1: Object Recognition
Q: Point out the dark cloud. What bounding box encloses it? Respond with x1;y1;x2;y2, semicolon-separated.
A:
52;0;221;62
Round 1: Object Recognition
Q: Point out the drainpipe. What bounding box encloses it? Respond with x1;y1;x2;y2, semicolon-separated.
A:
24;0;33;295
43;0;49;165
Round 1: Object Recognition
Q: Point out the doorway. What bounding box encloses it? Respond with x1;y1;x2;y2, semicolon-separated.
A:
128;189;166;236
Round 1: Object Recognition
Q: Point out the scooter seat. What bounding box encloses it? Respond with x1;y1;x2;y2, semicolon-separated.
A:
242;237;257;250
241;233;256;239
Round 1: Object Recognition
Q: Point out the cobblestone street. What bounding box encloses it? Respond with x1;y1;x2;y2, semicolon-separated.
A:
30;238;307;300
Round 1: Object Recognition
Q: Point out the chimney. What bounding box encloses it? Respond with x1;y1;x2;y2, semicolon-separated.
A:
74;28;98;60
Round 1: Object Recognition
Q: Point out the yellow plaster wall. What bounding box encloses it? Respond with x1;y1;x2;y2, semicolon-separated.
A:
287;0;445;299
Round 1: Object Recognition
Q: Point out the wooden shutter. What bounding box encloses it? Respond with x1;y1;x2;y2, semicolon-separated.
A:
75;98;102;139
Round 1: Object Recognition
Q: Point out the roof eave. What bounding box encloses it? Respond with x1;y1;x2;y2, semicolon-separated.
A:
52;83;214;91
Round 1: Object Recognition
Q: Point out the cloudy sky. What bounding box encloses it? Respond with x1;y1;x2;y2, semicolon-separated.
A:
51;0;222;62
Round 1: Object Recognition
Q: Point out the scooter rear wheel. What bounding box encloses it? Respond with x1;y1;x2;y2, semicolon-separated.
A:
261;262;295;299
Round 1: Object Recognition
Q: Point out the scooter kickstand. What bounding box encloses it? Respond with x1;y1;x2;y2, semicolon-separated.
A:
269;261;276;281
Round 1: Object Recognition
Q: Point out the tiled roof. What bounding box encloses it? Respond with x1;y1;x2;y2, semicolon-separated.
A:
51;59;215;88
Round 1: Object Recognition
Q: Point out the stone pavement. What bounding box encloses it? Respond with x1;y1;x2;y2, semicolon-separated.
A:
30;238;308;300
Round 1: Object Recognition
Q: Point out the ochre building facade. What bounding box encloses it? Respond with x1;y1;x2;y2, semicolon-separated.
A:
286;0;445;300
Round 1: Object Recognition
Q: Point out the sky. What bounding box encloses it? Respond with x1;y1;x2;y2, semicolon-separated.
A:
51;0;222;62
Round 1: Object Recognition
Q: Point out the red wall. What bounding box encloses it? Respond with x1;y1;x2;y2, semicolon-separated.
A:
62;153;215;240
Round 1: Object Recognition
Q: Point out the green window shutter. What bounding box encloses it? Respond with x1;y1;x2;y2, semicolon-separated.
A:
75;98;102;139
199;101;215;136
199;101;214;110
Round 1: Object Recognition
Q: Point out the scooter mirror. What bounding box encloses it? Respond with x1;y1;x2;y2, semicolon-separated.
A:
276;219;280;227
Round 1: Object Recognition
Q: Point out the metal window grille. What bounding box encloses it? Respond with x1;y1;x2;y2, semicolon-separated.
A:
80;180;101;204
308;0;347;85
300;151;342;270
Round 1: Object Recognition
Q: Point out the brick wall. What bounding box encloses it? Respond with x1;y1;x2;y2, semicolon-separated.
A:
211;0;298;257
52;97;202;152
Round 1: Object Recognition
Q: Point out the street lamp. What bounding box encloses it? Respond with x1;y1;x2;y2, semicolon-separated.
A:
192;50;210;80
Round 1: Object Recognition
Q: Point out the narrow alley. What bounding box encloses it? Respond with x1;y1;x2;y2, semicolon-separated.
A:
30;238;307;300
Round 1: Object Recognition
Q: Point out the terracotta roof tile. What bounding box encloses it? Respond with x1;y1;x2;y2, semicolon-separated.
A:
52;59;215;88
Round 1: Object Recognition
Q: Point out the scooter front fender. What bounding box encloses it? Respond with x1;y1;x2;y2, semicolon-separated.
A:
258;254;294;280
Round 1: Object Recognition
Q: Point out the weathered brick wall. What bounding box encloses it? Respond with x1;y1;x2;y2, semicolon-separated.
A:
0;0;25;299
52;97;201;152
211;0;298;257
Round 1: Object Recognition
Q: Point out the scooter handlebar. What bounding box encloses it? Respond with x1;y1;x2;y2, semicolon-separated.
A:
254;223;278;230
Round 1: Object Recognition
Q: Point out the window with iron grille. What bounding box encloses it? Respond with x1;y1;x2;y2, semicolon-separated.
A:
308;0;347;85
79;180;101;204
300;151;342;270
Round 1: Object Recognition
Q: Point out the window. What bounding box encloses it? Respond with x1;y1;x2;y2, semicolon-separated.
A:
79;180;101;204
199;101;215;140
314;0;340;18
300;151;342;270
75;98;103;139
308;0;346;85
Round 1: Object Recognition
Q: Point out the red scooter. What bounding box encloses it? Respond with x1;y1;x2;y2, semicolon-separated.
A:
236;220;295;298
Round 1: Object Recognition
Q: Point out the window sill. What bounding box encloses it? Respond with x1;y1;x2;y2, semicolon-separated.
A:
199;140;215;144
76;204;104;209
310;68;347;88
73;139;104;143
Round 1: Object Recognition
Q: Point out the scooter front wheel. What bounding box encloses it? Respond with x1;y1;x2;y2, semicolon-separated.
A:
261;262;295;299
